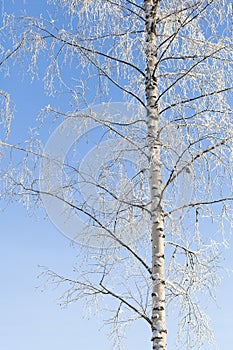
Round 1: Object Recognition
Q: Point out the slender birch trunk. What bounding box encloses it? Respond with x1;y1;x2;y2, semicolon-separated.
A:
144;1;167;349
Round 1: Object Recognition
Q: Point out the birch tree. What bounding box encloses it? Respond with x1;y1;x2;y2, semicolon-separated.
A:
0;1;233;349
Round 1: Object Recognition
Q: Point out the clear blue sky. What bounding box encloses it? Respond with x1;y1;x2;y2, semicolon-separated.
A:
0;1;233;349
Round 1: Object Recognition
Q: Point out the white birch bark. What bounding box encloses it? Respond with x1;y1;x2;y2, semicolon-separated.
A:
144;1;167;349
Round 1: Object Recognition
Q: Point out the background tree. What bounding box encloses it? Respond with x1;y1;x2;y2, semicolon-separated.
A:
0;1;233;349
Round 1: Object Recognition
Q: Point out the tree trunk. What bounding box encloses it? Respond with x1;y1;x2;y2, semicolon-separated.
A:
144;1;167;349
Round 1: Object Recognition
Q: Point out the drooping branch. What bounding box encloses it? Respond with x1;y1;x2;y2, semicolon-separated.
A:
162;135;232;194
165;197;233;217
99;281;152;325
0;39;24;66
160;87;233;115
106;0;145;20
157;46;227;102
7;172;152;275
33;24;146;77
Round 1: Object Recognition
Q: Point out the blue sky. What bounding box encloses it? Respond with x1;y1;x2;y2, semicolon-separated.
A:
1;1;233;349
